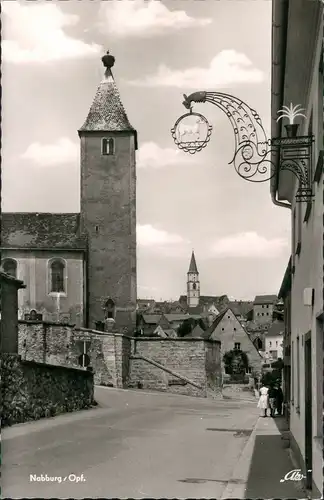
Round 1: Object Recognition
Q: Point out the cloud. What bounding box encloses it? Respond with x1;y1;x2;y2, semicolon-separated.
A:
21;138;79;167
137;142;191;169
137;285;158;293
98;0;211;38
137;224;185;247
211;232;288;259
128;50;264;88
2;2;102;63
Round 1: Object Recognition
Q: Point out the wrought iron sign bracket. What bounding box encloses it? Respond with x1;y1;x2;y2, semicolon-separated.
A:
271;135;314;203
171;91;315;203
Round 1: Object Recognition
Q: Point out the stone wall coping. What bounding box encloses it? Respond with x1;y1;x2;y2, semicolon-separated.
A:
19;320;76;327
133;336;221;344
75;327;133;339
20;357;94;376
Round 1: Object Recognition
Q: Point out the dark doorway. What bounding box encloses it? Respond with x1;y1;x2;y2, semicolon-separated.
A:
304;335;312;490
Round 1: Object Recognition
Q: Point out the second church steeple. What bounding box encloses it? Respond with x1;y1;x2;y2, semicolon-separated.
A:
187;251;200;308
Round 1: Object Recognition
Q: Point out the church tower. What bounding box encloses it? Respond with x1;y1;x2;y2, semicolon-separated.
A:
78;51;137;330
187;251;200;308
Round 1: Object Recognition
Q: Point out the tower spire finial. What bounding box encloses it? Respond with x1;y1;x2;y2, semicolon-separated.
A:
101;50;115;69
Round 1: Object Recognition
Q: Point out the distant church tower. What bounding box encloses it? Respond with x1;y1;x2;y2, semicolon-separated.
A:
78;51;137;330
187;251;200;308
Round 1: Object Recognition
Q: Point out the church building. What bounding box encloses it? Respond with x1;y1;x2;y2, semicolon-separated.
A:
1;52;137;332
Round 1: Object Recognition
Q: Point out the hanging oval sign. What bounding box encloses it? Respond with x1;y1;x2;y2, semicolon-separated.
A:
171;112;212;155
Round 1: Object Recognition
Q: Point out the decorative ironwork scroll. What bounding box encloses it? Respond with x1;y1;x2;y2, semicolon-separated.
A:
170;91;314;202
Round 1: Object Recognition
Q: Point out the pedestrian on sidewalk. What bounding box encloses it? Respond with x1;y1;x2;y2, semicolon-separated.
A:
275;384;284;415
257;384;270;417
268;384;277;417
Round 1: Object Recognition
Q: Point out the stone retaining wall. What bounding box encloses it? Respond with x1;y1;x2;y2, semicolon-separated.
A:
128;337;222;397
18;321;80;367
17;322;131;389
1;353;94;427
16;323;222;398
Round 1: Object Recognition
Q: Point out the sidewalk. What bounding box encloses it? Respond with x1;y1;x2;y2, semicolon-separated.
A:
221;414;308;499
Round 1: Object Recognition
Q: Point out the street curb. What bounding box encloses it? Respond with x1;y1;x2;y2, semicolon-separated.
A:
220;414;260;499
95;385;225;402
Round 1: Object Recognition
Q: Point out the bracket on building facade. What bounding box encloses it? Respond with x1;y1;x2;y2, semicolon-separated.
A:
170;91;314;202
270;135;314;202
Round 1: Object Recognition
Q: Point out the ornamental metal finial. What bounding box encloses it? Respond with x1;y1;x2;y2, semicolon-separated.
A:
102;50;115;69
276;103;306;125
276;103;306;138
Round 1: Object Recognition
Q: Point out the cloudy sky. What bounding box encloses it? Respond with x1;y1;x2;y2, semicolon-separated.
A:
2;0;291;301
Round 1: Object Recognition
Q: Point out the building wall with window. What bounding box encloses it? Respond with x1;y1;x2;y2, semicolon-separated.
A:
206;308;262;376
2;250;84;326
252;295;278;325
271;1;323;495
253;303;275;323
264;333;284;363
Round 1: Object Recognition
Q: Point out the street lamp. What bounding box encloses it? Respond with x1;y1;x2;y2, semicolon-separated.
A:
171;92;314;203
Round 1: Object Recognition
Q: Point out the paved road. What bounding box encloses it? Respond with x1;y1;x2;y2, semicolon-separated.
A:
3;387;260;499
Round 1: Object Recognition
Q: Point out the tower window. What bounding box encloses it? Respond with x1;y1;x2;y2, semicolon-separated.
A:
102;138;114;155
2;258;17;278
193;283;197;290
234;342;241;350
50;259;65;293
104;298;116;319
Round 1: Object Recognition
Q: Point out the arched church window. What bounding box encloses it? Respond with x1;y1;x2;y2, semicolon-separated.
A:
104;298;115;319
2;258;17;278
102;138;115;156
192;283;197;290
50;259;65;293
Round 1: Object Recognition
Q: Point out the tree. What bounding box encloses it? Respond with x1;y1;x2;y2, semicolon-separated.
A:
177;317;206;337
177;318;196;337
260;358;283;386
223;349;249;376
271;358;284;370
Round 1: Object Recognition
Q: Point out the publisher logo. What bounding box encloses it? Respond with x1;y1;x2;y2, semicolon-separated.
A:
280;469;311;483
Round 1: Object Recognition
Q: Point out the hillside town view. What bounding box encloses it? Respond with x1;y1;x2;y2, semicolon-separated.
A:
1;1;323;499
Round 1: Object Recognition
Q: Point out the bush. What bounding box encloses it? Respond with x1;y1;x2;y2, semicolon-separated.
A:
261;370;282;386
223;349;249;375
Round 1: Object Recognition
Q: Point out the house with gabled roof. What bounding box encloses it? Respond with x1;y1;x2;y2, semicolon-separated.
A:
136;314;162;335
164;313;190;330
153;325;177;338
137;299;156;312
186;323;205;339
204;307;262;377
253;295;278;325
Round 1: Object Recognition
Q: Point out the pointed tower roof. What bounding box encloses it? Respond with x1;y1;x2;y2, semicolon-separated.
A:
79;51;136;134
188;251;198;274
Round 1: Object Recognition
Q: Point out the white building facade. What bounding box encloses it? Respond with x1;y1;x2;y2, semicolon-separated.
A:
271;0;323;496
264;332;284;363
